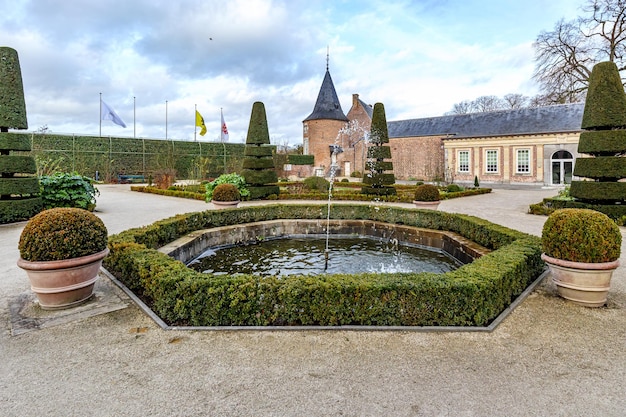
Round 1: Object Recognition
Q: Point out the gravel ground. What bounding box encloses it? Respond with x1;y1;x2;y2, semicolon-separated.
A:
1;185;625;417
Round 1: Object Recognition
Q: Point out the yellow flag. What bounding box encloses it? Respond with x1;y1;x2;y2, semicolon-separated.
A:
195;110;207;136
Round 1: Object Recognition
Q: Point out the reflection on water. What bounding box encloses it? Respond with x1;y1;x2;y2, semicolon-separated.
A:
187;237;459;277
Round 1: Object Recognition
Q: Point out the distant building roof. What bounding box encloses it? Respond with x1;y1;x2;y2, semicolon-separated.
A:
358;97;373;119
387;103;585;139
304;70;348;122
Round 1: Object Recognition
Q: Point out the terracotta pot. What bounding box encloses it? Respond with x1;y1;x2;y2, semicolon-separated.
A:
412;200;440;210
17;248;109;310
541;253;619;307
212;200;240;209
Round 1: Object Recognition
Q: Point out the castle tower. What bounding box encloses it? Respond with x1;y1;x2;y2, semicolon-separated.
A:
303;58;348;176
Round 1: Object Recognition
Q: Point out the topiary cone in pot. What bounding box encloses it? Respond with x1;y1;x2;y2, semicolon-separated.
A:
17;207;109;309
541;208;621;307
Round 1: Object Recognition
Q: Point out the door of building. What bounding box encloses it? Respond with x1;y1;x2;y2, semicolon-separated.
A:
551;150;574;185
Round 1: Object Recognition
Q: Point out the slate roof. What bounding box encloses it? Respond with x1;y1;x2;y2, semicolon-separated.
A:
387;103;585;139
304;70;348;122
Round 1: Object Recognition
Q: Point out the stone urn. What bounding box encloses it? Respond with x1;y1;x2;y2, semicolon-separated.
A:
412;184;440;210
211;183;242;209
212;200;240;209
412;200;440;210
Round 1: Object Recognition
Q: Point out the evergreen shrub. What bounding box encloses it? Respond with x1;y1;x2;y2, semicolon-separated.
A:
414;184;441;201
19;207;108;262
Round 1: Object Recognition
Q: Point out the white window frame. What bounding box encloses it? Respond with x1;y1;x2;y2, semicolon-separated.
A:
485;149;499;173
516;148;530;174
458;150;470;173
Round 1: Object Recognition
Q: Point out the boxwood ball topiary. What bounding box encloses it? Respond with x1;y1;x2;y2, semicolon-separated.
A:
212;183;241;202
18;207;108;262
541;208;621;263
414;184;440;201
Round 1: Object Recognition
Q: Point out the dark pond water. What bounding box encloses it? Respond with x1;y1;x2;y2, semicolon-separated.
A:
187;237;460;277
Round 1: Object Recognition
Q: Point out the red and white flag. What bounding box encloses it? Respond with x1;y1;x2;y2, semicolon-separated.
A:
221;109;229;142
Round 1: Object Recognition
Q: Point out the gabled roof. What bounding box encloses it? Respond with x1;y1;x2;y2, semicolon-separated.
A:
387;103;585;139
357;97;373;119
304;70;348;122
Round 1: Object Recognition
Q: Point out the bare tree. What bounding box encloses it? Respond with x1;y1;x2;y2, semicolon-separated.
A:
503;93;530;109
447;100;473;115
533;0;626;103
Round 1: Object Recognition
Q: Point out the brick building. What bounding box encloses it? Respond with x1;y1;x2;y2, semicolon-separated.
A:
303;67;584;186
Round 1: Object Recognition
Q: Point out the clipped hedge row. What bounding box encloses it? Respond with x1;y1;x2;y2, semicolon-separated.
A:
0;155;36;174
569;181;626;201
573;156;626;179
529;197;626;223
287;154;314;165
0;198;42;223
104;204;543;327
578;130;626;154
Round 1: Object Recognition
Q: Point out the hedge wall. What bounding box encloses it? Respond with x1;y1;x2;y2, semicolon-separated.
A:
288;154;314;165
12;132;250;179
105;204;543;327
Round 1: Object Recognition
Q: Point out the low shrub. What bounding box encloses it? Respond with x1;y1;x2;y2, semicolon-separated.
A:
446;184;463;193
212;183;241;202
414;184;440;201
205;173;250;202
303;176;330;192
105;204;543;327
39;172;99;210
19;207;108;262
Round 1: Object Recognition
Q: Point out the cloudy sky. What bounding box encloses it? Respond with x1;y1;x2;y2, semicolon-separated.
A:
2;0;581;145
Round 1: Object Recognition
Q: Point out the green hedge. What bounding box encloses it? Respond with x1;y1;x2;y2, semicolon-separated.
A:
248;185;280;199
244;146;274;157
362;173;396;186
0;177;39;195
288;154;314;165
0;198;42;223
242;169;278;185
0;132;31;151
0;155;36;174
578;130;626;154
530;197;626;223
570;180;626;201
104;204;542;327
573;156;626;179
243;158;275;169
366;146;392;159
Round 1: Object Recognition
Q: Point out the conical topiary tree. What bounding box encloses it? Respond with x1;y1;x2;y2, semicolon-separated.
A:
241;101;279;199
361;102;396;195
570;61;626;203
0;47;41;223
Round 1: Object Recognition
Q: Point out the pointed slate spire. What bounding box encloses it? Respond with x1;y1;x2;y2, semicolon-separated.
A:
303;68;348;122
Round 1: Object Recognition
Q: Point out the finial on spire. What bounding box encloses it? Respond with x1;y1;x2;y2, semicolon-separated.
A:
326;45;329;71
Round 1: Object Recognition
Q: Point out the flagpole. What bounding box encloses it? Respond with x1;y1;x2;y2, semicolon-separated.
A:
165;100;168;140
220;107;223;143
133;96;136;139
99;92;102;137
194;104;197;142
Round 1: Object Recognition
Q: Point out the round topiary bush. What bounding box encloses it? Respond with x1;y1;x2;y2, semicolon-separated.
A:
414;184;440;202
18;207;108;262
303;176;330;192
541;208;621;263
446;184;463;193
212;183;241;202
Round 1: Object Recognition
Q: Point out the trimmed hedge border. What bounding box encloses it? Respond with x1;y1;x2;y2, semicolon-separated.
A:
529;197;626;224
104;204;543;327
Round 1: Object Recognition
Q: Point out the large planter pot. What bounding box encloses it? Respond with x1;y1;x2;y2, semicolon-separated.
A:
412;200;440;210
212;200;240;209
17;248;109;310
541;253;619;307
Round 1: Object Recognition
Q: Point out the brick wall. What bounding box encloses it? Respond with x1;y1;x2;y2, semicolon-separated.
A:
389;136;445;181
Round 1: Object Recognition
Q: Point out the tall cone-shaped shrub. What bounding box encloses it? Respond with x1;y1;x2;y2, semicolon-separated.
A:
0;47;41;223
571;61;626;202
242;102;279;199
361;102;396;195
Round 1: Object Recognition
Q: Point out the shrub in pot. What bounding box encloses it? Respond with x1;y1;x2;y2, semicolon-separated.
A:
413;184;440;209
211;183;241;208
17;207;109;309
541;208;621;307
